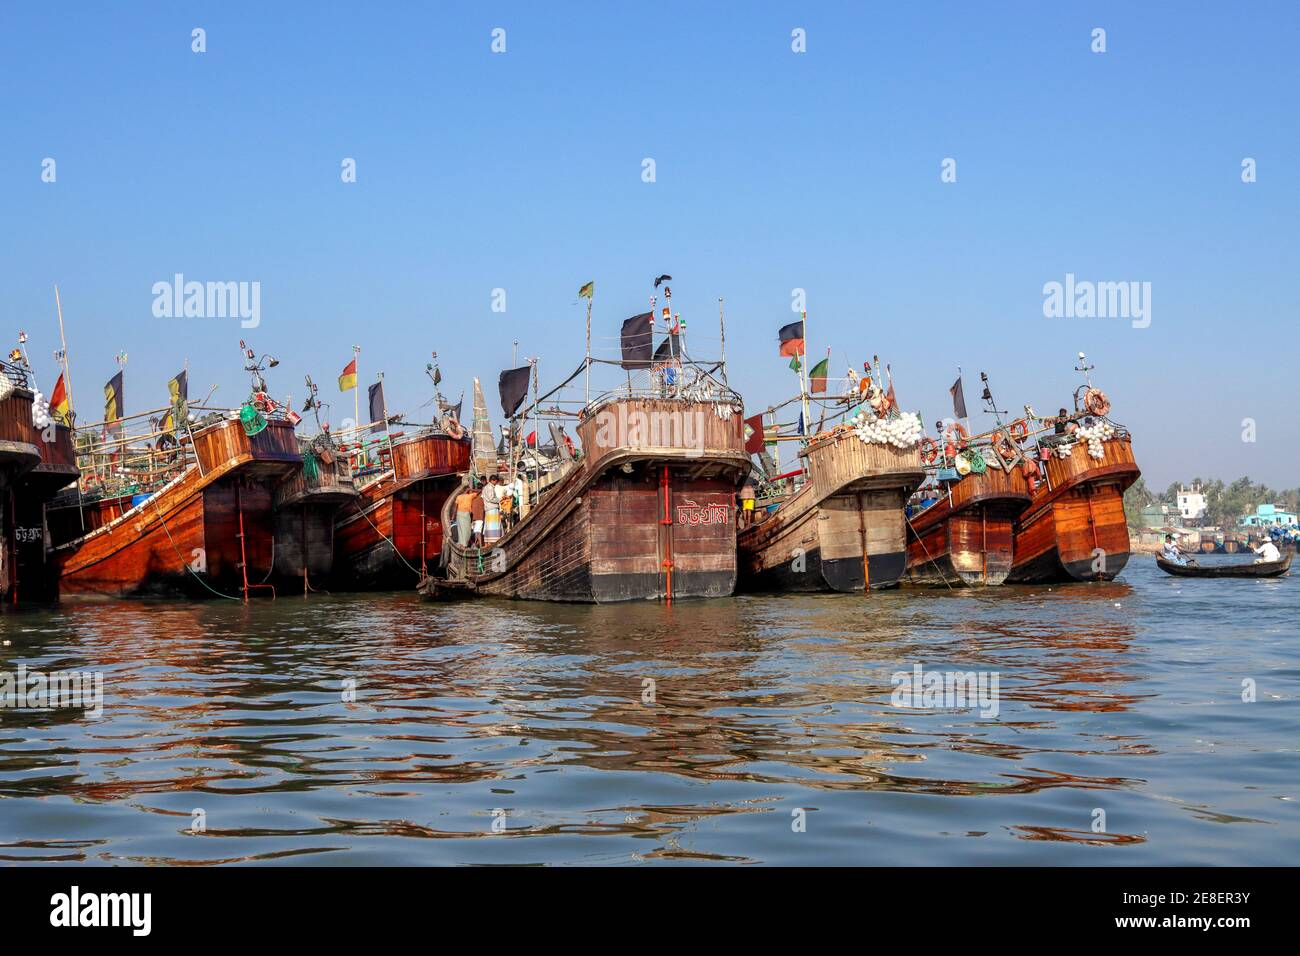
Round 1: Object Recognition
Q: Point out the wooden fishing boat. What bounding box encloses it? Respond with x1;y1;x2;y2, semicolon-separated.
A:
52;415;301;598
1008;434;1140;583
1156;553;1291;578
1;355;81;602
906;461;1031;587
331;428;471;589
440;394;748;602
1;374;45;601
738;425;924;591
271;436;358;592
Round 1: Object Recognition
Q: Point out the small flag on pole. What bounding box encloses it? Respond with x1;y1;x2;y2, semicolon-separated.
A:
49;372;70;423
743;413;765;454
778;320;805;358
367;381;386;433
338;358;358;392
578;281;594;299
809;356;830;394
950;376;967;419
103;370;124;432
161;369;188;431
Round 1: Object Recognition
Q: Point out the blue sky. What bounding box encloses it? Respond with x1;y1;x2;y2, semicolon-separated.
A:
3;1;1296;489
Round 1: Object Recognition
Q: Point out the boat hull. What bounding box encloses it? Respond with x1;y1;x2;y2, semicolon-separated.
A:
905;466;1030;587
444;398;748;603
1007;437;1139;584
332;431;470;590
1156;553;1291;578
51;418;299;599
738;428;924;593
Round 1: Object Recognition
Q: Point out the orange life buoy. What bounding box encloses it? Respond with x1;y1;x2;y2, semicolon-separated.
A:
1084;387;1110;417
919;436;939;465
443;415;464;440
1008;418;1029;442
942;421;969;452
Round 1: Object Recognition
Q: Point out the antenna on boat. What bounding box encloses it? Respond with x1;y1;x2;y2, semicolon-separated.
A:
979;371;1007;427
1074;351;1094;385
718;297;728;385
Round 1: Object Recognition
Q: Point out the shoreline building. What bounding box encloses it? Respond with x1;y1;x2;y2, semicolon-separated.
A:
1177;483;1207;525
1239;503;1298;529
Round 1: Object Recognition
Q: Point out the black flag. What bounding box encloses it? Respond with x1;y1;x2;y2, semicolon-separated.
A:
653;274;672;288
653;333;680;364
950;376;967;420
499;366;531;417
620;312;654;369
368;380;386;434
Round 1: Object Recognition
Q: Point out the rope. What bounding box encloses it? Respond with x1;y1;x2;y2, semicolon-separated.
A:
356;499;426;578
904;510;957;592
149;497;241;600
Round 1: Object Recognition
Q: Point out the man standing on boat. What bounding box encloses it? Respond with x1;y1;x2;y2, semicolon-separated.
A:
1161;534;1189;565
1252;536;1281;564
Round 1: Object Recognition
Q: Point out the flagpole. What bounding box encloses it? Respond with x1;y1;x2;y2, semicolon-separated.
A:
800;310;811;446
530;359;539;496
54;285;76;420
53;285;86;531
584;293;592;406
718;297;727;385
352;343;361;436
959;365;970;435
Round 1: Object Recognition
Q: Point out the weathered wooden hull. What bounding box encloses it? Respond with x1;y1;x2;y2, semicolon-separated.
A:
905;465;1031;587
271;449;358;591
52;418;300;599
445;398;748;602
738;427;925;593
4;407;79;603
1007;437;1140;583
332;431;470;590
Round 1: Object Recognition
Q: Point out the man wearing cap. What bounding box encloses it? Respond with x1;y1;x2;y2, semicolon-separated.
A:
1252;536;1281;564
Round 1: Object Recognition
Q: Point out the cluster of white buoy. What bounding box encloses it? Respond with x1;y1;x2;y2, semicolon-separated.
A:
31;389;51;428
852;410;922;448
1075;417;1116;460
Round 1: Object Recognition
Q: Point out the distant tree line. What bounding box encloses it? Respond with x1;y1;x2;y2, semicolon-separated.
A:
1124;477;1299;529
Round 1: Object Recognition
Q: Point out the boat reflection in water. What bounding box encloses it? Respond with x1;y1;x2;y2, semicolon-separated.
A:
0;566;1218;865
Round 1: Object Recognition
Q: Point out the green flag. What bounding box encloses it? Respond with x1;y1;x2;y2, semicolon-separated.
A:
809;357;829;393
789;355;801;372
578;281;594;299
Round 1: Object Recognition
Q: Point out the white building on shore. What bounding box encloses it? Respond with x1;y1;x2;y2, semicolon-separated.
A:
1177;484;1207;524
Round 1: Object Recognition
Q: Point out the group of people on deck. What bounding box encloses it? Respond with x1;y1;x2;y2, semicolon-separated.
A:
455;472;528;549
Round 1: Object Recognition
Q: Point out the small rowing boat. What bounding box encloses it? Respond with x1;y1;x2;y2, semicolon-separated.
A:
1155;553;1291;578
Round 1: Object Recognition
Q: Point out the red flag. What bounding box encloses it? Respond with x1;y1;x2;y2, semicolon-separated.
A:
743;413;765;454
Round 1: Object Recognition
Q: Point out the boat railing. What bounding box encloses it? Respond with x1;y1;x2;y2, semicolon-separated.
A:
0;358;32;390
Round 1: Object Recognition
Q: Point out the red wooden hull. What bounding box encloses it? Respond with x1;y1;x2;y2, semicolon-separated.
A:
906;465;1031;587
1008;437;1140;583
332;431;470;589
51;418;300;599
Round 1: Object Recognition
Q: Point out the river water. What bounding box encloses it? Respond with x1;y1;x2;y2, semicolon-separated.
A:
1;558;1296;866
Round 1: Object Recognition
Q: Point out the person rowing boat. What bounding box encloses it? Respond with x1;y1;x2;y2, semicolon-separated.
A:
1252;538;1281;564
1161;534;1193;566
